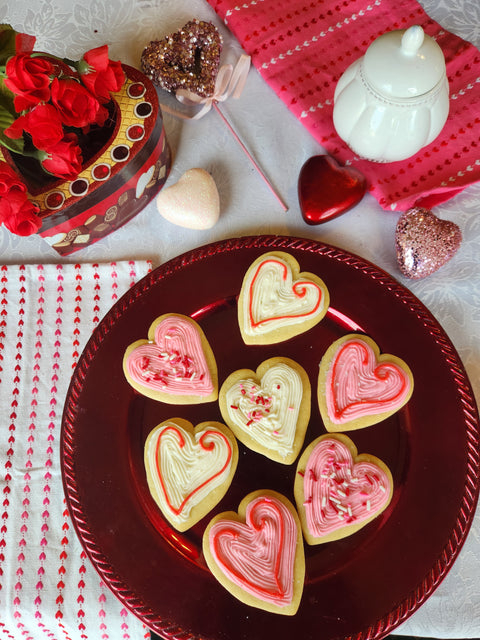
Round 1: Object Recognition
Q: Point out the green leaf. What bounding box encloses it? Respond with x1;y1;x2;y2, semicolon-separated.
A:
0;130;23;154
0;25;19;65
0;78;15;114
0;102;23;154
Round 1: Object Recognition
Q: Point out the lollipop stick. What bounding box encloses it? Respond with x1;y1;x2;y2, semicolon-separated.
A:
212;102;288;212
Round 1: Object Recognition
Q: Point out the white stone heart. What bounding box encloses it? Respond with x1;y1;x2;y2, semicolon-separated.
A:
156;168;220;230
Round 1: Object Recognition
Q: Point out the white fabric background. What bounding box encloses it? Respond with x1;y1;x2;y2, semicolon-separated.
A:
0;0;479;637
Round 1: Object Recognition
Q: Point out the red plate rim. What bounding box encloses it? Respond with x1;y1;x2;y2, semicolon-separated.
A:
61;234;480;639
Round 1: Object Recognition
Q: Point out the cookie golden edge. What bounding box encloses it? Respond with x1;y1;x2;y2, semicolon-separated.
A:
294;433;394;545
144;418;238;532
317;333;414;432
218;357;311;465
202;489;305;615
122;312;219;404
237;251;330;346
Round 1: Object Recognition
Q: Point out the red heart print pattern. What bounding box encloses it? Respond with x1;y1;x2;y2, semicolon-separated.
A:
208;495;298;606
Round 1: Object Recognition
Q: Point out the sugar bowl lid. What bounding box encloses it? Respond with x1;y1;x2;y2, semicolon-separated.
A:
363;25;447;98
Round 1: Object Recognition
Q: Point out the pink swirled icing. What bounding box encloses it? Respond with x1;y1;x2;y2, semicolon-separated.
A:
326;338;411;423
208;495;298;607
125;315;214;396
302;437;392;537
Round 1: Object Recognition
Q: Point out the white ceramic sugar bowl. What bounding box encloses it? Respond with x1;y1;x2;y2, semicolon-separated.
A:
332;25;449;163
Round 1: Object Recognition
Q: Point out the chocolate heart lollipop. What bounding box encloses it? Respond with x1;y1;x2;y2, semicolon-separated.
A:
141;19;222;98
395;207;462;279
298;155;367;224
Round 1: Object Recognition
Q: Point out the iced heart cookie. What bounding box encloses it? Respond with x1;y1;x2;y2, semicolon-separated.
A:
318;334;413;431
123;313;218;404
238;251;330;345
219;357;311;464
144;418;238;532
294;434;393;544
203;490;305;614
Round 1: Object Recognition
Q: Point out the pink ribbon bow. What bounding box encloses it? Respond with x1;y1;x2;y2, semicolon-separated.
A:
159;53;287;211
164;54;251;120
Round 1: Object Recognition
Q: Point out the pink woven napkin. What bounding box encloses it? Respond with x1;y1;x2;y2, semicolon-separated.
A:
0;262;152;640
207;0;480;211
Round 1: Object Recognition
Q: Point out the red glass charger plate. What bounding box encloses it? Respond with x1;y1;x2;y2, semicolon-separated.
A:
61;235;480;640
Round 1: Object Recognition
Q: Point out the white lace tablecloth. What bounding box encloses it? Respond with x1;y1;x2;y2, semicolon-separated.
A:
1;0;480;638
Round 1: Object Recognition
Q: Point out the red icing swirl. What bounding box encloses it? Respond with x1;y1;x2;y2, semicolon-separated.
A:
208;495;298;607
326;338;411;423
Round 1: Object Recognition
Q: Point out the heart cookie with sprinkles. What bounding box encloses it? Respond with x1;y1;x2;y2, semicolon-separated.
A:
294;434;393;544
203;490;305;615
238;251;330;345
219;357;311;464
141;19;222;98
123;313;218;404
144;418;238;532
318;334;414;431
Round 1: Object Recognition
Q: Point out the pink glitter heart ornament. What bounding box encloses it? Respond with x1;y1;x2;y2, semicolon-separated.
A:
395;208;462;279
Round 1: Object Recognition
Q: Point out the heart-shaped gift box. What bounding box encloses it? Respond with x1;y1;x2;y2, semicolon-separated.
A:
1;64;171;255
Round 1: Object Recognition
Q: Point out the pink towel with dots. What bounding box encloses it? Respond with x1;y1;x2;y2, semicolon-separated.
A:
207;0;480;211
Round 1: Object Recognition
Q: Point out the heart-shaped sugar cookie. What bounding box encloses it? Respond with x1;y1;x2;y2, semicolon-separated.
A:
395;207;462;279
298;155;367;224
219;357;310;464
203;490;305;614
318;334;413;431
294;434;393;544
141;19;222;98
123;313;218;404
238;251;330;345
145;419;238;532
156;168;220;230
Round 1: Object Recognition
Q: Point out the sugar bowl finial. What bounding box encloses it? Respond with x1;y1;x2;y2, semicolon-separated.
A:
332;25;450;163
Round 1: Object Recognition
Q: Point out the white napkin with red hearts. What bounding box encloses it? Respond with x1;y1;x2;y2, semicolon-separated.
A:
0;261;152;640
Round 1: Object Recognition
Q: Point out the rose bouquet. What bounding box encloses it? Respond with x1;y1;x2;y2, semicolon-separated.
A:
0;24;125;236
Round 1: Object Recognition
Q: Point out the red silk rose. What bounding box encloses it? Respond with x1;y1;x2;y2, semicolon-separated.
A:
0;26;127;235
0;162;27;197
0;162;41;236
5;103;64;150
4;53;54;111
15;32;36;55
0;190;42;236
78;45;124;103
39;133;83;180
50;77;108;128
